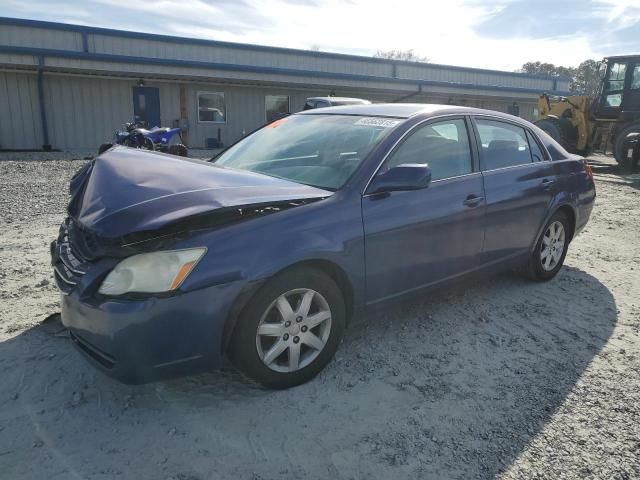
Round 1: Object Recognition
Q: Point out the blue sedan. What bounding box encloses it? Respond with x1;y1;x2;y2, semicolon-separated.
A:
52;104;596;388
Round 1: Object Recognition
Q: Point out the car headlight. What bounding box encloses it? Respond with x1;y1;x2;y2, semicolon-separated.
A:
98;248;206;296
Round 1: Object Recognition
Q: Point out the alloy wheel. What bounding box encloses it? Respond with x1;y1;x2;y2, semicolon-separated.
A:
540;220;565;271
255;288;332;373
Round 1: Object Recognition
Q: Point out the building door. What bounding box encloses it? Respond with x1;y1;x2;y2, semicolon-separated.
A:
132;86;161;128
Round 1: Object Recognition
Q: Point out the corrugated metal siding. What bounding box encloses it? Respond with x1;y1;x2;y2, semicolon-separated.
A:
0;20;550;150
0;52;38;66
0;71;43;149
0;25;82;51
0;69;539;150
89;34;393;78
159;83;181;128
88;31;554;90
44;74;133;150
395;64;555;91
1;24;562;93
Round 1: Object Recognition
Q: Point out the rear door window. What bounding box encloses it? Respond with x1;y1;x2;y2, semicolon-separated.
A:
475;119;533;170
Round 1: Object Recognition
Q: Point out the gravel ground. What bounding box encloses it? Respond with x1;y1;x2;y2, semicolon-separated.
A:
0;148;217;161
0;153;639;480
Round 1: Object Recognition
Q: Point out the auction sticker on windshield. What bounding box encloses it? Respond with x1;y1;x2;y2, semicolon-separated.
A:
354;117;401;128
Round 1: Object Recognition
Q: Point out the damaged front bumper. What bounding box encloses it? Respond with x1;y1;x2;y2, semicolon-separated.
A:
59;285;236;384
51;219;243;384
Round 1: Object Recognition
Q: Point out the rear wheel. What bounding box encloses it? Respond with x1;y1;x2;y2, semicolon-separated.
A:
525;211;570;281
230;267;345;389
168;144;188;157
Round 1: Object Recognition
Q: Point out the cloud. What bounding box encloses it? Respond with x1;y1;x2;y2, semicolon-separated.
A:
2;0;637;71
472;0;640;61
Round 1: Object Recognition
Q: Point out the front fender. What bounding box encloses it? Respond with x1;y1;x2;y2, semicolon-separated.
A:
176;192;365;309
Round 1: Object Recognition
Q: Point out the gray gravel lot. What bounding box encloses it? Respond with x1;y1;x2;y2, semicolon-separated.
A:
0;153;639;479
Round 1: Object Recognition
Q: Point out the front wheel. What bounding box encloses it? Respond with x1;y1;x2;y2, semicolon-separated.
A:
525;211;570;281
124;134;154;150
614;124;640;172
535;117;578;153
230;267;345;389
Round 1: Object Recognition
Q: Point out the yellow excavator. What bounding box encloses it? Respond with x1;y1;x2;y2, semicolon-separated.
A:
535;55;640;169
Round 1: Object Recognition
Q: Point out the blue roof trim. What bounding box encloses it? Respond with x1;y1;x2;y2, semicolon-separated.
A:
0;45;572;96
0;16;572;82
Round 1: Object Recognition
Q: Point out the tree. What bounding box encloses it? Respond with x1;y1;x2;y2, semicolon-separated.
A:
374;49;428;63
573;60;602;97
519;61;575;79
518;60;602;95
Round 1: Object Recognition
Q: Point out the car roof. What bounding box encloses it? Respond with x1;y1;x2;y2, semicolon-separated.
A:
306;97;370;103
297;103;516;119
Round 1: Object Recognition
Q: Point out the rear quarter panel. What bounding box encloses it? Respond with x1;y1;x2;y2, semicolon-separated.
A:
538;157;595;245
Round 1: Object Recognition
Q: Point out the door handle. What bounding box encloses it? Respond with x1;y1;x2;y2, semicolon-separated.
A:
541;178;556;190
463;194;484;207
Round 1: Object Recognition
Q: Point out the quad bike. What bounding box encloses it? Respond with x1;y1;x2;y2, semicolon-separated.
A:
99;121;188;157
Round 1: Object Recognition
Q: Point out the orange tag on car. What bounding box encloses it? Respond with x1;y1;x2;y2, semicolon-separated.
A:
266;117;288;128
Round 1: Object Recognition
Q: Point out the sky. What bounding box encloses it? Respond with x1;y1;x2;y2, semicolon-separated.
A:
3;0;639;72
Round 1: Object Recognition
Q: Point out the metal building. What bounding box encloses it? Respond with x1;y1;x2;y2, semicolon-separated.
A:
0;17;571;151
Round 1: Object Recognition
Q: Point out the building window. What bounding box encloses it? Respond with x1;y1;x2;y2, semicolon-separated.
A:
265;95;290;122
198;92;226;123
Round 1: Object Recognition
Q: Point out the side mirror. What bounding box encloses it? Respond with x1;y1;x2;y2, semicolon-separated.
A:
625;132;639;142
368;164;432;194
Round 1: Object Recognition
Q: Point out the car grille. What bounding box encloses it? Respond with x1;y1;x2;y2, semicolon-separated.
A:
52;220;89;294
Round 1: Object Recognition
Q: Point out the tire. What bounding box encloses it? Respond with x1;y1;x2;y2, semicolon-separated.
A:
141;136;155;151
124;134;154;150
535;117;578;153
230;267;345;389
98;143;113;155
168;144;188;157
525;211;571;281
613;123;640;170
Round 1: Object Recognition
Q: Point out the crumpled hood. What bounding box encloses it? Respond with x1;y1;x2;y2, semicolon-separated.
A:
69;146;331;239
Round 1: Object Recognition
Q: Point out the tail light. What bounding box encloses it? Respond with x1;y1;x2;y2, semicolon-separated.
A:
584;162;594;180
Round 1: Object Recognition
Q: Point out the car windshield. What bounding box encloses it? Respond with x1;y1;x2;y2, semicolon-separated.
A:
213;114;399;190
